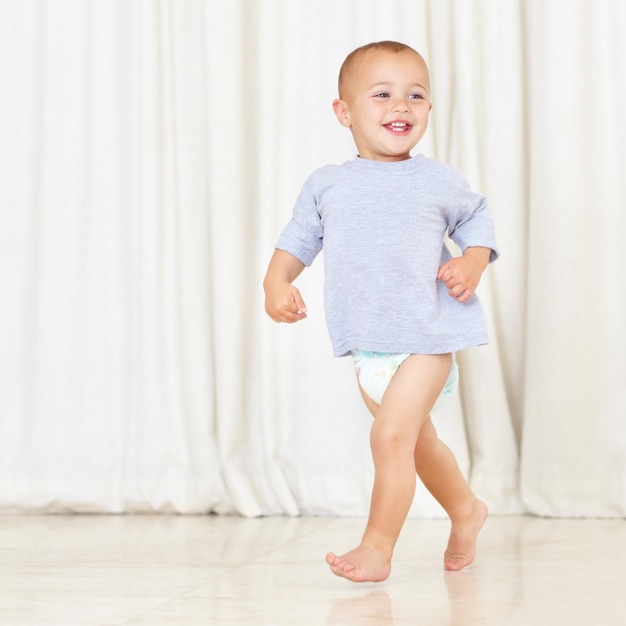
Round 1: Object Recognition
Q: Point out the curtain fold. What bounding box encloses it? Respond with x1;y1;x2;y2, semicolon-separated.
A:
520;0;626;516
0;0;623;517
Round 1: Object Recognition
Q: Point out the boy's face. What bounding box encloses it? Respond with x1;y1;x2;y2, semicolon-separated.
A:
333;49;432;162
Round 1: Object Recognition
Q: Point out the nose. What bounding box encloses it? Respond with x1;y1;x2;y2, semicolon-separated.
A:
391;98;409;112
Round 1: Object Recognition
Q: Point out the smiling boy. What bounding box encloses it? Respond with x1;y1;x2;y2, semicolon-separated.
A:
263;41;498;583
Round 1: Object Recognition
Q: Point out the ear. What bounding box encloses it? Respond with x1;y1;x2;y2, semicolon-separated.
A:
332;98;351;127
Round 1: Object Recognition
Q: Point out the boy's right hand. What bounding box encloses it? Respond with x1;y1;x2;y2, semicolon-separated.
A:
264;282;308;323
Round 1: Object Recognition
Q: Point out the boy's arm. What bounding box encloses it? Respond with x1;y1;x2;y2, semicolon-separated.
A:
263;249;308;323
437;246;492;303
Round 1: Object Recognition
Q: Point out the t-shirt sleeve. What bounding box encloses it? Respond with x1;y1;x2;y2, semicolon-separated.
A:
446;175;499;263
275;175;324;266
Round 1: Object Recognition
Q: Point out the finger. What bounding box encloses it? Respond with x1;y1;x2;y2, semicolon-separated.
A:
278;299;308;322
448;283;466;298
455;287;474;303
440;267;463;285
266;302;304;323
438;257;461;277
292;292;307;315
444;276;463;291
281;310;307;323
437;263;451;280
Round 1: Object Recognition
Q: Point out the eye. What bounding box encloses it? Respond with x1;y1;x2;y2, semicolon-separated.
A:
409;93;425;100
374;92;390;99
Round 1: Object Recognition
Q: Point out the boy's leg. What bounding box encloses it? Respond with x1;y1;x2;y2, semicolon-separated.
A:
326;353;452;583
414;417;488;570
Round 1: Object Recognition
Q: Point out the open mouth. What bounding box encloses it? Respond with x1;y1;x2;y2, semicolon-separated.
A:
384;121;412;134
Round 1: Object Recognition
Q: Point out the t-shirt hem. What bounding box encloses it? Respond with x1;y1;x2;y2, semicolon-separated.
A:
332;335;489;358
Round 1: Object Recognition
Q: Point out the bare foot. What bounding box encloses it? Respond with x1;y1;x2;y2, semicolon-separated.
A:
444;499;488;571
325;544;392;583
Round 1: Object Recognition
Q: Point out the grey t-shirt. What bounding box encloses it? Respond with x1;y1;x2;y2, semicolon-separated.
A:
276;155;499;357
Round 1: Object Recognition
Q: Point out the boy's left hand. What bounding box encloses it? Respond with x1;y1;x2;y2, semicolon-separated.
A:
437;247;491;303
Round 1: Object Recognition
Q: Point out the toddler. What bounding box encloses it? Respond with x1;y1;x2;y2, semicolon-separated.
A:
263;41;498;582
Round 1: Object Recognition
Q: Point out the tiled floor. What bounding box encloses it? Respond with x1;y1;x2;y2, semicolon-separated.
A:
1;513;625;625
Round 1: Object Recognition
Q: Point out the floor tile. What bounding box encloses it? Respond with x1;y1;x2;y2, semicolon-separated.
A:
1;515;626;625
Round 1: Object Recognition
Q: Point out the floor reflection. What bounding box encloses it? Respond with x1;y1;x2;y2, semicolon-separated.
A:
327;591;394;625
325;572;486;626
444;570;487;626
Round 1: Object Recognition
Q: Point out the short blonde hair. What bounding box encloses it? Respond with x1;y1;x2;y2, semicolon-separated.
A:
337;41;426;98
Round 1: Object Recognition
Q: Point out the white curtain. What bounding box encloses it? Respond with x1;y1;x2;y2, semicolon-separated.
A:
0;0;623;518
521;0;626;516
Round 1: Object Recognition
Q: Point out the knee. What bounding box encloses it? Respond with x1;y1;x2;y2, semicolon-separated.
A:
370;419;414;457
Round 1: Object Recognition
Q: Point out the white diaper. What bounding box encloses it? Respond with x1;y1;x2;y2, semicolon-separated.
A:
351;350;458;408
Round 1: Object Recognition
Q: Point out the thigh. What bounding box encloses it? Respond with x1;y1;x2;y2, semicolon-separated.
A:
379;353;453;427
356;375;382;417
